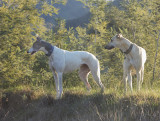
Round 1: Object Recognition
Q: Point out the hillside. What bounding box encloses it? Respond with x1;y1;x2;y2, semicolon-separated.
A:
43;0;121;28
43;0;90;28
1;87;160;121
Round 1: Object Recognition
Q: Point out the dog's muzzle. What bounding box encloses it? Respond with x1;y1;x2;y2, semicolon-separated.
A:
105;45;115;50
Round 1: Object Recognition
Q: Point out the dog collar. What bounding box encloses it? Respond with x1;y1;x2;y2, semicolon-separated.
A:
123;44;133;54
45;46;54;57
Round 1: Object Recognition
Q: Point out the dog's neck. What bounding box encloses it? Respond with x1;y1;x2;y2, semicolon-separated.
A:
40;41;54;56
120;38;133;54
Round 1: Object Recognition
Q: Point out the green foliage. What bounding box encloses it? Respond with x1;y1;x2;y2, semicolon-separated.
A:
0;0;60;88
1;1;160;120
0;0;160;92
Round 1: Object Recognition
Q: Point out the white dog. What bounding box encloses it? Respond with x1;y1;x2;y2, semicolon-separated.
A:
105;34;146;92
27;36;104;99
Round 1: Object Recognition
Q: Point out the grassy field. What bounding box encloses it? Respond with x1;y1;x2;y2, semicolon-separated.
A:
1;86;160;121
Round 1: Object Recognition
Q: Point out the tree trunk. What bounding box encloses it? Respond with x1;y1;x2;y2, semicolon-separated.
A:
152;31;160;84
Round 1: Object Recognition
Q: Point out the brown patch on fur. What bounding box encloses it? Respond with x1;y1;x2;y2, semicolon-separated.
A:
79;64;91;90
130;66;136;76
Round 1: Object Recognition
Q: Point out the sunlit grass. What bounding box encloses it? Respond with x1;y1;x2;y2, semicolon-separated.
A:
2;83;160;100
1;84;160;121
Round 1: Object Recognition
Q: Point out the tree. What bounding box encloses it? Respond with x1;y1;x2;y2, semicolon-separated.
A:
0;0;61;88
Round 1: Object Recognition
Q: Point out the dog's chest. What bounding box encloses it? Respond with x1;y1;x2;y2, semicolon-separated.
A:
125;54;141;70
49;53;65;72
49;56;56;69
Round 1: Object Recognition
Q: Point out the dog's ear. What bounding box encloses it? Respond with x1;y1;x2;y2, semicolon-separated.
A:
116;33;123;39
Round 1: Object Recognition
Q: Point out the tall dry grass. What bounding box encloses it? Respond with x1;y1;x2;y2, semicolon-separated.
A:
1;87;160;121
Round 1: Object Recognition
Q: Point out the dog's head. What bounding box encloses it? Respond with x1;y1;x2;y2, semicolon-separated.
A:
105;34;123;50
27;36;45;55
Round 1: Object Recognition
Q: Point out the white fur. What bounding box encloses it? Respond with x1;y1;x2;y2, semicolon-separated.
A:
28;43;104;99
49;46;104;99
105;34;147;92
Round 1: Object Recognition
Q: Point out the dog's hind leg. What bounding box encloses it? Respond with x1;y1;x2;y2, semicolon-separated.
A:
79;64;91;91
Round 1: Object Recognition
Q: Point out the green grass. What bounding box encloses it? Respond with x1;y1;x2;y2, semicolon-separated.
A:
1;86;160;121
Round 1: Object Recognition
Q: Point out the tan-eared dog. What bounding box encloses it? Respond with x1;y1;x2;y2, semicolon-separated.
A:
105;34;146;93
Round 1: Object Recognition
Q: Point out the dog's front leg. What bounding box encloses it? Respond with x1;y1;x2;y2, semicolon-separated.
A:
54;73;60;99
136;71;141;91
128;70;133;92
51;70;60;99
123;61;128;94
123;71;128;94
57;72;63;99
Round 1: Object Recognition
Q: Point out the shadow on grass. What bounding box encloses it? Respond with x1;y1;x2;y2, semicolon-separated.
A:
1;90;160;121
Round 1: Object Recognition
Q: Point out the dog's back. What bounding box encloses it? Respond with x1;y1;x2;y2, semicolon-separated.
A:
63;50;98;73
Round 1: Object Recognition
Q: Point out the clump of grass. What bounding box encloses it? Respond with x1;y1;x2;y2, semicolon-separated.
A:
1;86;160;121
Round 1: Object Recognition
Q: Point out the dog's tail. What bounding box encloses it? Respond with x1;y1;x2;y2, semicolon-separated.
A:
142;48;147;65
87;53;104;92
